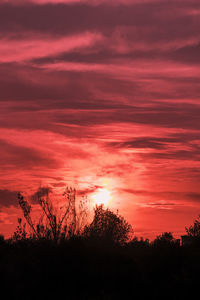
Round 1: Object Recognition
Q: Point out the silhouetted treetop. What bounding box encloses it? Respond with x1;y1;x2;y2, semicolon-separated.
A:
83;205;132;244
152;232;177;248
185;215;200;238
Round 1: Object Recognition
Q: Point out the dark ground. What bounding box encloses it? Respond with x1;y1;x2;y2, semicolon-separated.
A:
0;237;199;300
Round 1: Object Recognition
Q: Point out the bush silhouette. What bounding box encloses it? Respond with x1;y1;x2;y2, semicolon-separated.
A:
152;232;176;248
83;205;132;244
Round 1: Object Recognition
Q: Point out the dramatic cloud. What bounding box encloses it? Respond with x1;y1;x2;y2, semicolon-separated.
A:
0;0;200;239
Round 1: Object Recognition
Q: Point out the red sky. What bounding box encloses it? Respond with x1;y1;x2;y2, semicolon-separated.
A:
0;0;200;239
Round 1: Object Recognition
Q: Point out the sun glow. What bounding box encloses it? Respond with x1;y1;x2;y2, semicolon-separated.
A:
92;188;112;206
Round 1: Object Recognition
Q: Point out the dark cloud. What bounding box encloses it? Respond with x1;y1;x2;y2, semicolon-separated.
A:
141;149;200;161
77;185;101;196
108;134;200;161
0;64;139;109
121;188;200;203
1;101;200;138
109;137;175;150
0;139;59;169
53;102;200;131
0;3;174;34
0;190;18;208
170;43;200;64
0;0;200;71
0;1;199;36
31;186;52;203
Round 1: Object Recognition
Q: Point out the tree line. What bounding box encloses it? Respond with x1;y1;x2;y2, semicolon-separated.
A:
0;187;200;299
0;186;199;247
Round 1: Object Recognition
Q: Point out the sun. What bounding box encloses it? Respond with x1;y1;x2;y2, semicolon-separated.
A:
92;188;112;206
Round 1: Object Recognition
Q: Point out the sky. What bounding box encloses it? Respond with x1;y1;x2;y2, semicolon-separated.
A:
0;0;200;239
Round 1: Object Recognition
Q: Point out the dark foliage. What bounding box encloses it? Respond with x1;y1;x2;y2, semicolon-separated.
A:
1;201;200;299
185;215;200;246
152;231;179;248
0;235;200;300
185;215;200;237
83;205;132;244
15;187;88;242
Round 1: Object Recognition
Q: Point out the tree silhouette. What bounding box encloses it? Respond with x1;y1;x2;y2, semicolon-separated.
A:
83;205;132;244
16;187;88;242
185;215;200;238
152;232;176;247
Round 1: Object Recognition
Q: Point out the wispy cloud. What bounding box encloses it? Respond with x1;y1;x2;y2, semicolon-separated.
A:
0;32;102;63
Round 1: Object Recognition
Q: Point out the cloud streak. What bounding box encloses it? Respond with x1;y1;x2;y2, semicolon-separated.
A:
0;32;102;63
